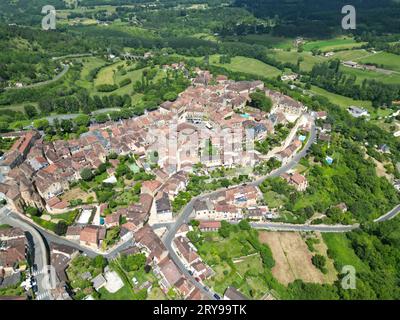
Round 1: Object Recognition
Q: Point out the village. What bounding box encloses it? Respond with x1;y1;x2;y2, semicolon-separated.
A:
0;68;313;300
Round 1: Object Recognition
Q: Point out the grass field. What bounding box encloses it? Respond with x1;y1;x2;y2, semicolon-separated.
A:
358;52;400;73
330;49;372;61
95;61;126;86
224;34;293;49
322;233;370;273
303;37;366;52
269;50;325;72
341;65;400;85
309;85;373;110
210;55;281;78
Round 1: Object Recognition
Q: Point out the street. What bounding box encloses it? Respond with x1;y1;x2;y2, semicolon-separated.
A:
0;207;52;300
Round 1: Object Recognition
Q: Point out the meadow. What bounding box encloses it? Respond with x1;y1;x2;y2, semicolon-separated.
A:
302;37;366;52
210;55;281;78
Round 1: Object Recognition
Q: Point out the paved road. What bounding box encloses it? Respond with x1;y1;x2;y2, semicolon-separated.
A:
374;204;400;223
45;108;122;124
1;208;135;260
0;207;52;300
4;64;70;91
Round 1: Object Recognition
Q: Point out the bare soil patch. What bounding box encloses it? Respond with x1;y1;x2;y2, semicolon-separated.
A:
259;231;336;286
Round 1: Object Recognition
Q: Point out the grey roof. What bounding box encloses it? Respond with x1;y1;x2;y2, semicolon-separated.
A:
92;274;106;291
224;286;249;300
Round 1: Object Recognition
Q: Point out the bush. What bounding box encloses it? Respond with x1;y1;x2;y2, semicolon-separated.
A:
25;206;40;217
119;78;132;87
96;84;118;92
311;254;327;273
55;221;68;236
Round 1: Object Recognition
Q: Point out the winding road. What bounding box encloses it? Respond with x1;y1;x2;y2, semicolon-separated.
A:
4;64;70;91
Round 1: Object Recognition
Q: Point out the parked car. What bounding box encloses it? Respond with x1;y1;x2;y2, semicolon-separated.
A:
213;293;221;300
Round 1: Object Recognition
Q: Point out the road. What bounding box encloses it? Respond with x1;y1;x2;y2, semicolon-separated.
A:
45;108;123;124
0;207;51;300
373;204;400;223
1;207;135;260
4;64;70;91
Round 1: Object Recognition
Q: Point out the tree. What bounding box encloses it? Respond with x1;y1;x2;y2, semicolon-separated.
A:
55;221;68;236
74;114;90;127
92;255;108;270
33;119;49;130
163;92;178;101
95;113;108;123
311;254;326;272
25;206;40;216
24;105;38;119
0;122;9;132
238;219;251;230
61;119;74;133
249;90;273;113
218;221;231;238
80;168;94;181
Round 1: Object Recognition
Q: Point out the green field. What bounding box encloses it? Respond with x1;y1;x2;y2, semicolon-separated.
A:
269;50;325;72
76;56;107;90
341;65;400;85
224;34;293;49
322;233;370;273
358;51;400;73
330;49;372;61
95;61;126;86
303;37;366;52
210;55;281;78
310;85;373;110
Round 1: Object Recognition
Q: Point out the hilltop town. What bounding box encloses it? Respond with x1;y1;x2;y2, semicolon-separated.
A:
0;68;313;300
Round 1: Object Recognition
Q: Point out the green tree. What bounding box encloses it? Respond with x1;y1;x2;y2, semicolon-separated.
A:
33;119;49;130
74;114;90;127
55;221;68;236
24;105;38;119
80;168;94;181
249;90;273;113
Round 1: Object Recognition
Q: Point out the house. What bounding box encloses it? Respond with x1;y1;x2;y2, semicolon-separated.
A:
141;180;162;196
79;226;99;249
135;225;168;263
104;212;121;229
0;228;27;277
156;257;183;290
223;286;249;300
334;203;348;213
50;243;78;283
378;144;390;154
214;202;242;220
343;61;359;68
155;192;173;221
92;274;107;291
65;226;82;241
314;111;327;120
198;220;221;232
174;237;200;266
174;277;195;298
193;199;214;218
348;106;370;118
281;173;308;192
